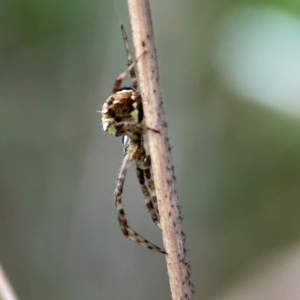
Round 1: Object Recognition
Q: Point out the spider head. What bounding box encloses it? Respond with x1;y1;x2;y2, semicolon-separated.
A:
102;88;143;136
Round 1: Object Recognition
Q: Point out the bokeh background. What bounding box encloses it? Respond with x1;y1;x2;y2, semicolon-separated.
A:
1;0;300;299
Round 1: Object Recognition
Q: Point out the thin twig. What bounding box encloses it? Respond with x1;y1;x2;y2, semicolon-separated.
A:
126;1;194;299
0;263;19;300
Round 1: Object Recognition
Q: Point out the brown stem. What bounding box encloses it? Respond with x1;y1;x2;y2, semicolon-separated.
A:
0;263;19;300
126;1;194;299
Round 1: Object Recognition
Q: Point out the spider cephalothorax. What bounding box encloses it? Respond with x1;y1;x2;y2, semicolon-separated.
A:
100;25;165;254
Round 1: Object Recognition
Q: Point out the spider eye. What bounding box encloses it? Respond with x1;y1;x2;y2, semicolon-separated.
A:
115;117;122;122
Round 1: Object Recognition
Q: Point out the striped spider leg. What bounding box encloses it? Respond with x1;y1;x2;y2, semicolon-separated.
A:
122;134;161;230
101;25;165;254
114;132;164;253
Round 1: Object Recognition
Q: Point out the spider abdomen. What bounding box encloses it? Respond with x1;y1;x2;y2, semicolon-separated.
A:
102;89;143;136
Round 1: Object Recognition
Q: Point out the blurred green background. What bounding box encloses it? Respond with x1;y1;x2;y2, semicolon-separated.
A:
1;0;300;299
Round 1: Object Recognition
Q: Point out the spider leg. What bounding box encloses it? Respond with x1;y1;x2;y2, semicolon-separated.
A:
115;122;158;136
112;60;137;93
130;139;161;229
112;51;146;94
136;167;161;229
121;25;137;90
115;122;145;140
115;150;166;254
133;149;160;219
129;138;160;223
144;167;160;217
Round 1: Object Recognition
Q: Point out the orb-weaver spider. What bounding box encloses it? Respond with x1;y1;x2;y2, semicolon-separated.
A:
101;25;165;254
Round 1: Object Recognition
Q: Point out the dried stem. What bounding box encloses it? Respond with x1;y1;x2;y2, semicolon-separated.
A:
0;263;19;300
126;1;193;299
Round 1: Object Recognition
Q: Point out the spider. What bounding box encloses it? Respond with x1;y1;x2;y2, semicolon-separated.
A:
101;25;166;254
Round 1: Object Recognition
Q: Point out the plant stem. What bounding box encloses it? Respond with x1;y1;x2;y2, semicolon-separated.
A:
0;263;19;300
126;1;194;298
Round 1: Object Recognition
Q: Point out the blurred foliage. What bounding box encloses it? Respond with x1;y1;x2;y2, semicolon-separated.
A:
1;0;300;299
